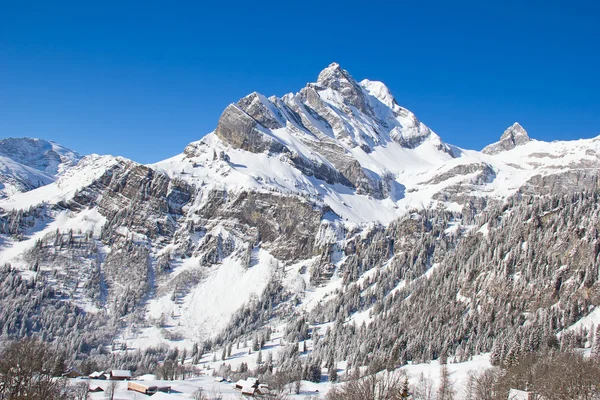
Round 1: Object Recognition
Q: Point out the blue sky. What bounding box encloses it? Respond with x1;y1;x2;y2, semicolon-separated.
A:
1;0;598;163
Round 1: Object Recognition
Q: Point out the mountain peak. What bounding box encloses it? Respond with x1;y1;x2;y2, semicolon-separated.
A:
482;122;531;155
500;122;529;142
316;62;357;88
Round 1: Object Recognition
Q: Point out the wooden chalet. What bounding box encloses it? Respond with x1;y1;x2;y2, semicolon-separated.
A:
109;369;132;380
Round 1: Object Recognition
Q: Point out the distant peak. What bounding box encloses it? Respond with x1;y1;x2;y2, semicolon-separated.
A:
482;122;531;155
500;122;529;141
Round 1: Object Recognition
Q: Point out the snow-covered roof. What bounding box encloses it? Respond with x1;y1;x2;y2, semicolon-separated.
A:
110;369;132;378
235;379;246;387
241;385;256;395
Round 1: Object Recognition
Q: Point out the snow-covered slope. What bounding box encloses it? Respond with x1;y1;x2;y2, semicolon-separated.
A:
0;137;81;197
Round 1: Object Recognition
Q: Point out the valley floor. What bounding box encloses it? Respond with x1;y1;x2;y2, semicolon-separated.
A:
82;354;491;399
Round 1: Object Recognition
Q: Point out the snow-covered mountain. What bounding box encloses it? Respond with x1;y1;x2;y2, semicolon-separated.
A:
154;62;600;223
0;137;81;198
0;64;599;381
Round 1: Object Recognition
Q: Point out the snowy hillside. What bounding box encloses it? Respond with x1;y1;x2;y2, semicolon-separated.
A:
0;137;81;197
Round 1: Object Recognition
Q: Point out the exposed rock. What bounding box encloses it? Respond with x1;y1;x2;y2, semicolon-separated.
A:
214;104;287;154
519;170;600;196
482;122;531;154
197;190;324;260
236;92;284;130
424;163;496;186
316;62;371;115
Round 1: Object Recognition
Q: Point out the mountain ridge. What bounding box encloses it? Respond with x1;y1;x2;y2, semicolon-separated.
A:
0;137;81;198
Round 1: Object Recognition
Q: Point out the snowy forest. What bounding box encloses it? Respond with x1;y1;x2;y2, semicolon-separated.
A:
2;187;600;398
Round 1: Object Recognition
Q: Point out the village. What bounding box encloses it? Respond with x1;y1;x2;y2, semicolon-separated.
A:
65;369;275;399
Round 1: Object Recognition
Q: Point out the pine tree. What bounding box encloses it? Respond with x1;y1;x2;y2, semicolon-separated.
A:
400;377;410;399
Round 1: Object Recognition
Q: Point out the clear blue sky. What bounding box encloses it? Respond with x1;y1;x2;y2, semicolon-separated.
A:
1;0;598;163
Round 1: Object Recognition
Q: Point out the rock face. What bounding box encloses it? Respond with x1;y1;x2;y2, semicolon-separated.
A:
482;122;531;154
210;63;455;200
316;62;371;115
196;190;323;260
214;104;286;155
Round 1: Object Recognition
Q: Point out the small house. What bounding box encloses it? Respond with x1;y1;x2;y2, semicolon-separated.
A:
62;368;83;378
235;379;246;390
110;370;133;380
89;371;106;380
128;382;158;395
235;377;259;391
256;385;269;396
241;385;257;396
89;386;104;393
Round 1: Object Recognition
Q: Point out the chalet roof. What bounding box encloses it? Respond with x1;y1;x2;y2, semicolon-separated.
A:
235;379;246;387
62;368;83;376
241;385;256;395
110;369;132;378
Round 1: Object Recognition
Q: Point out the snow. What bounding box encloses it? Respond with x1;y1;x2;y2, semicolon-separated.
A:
0;137;81;175
478;223;490;237
0;207;106;269
0;155;120;210
0;138;81;197
2;65;600;381
400;354;492;398
562;306;600;337
151;66;600;228
124;249;277;347
424;263;441;279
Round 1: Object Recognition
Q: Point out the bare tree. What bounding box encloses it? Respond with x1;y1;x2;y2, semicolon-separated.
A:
326;370;406;400
412;372;434;400
437;365;455;400
192;387;207;400
72;380;90;400
0;339;69;399
105;380;118;400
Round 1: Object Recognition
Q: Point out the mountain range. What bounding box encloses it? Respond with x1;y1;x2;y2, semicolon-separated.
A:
0;63;599;381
